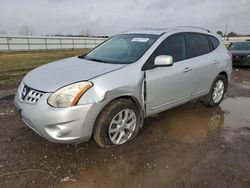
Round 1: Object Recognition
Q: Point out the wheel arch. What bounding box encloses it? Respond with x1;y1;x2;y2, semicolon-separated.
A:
218;71;228;83
218;71;229;91
93;95;144;136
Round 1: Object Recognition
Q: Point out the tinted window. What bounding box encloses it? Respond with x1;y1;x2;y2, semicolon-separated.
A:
155;34;187;62
188;33;210;58
209;36;220;49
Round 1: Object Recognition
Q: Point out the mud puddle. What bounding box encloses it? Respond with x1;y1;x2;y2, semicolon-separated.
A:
220;97;250;142
145;96;250;144
221;97;250;129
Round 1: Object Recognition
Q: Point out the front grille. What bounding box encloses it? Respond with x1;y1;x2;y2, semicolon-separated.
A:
19;84;44;104
233;55;247;60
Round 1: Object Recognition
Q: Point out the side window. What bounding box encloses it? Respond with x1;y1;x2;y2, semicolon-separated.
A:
209;36;220;50
188;33;211;58
155;34;187;62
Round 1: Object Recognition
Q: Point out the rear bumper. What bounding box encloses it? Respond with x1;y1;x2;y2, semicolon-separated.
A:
14;92;102;144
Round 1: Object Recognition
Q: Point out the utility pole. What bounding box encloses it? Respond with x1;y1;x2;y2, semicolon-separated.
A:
224;24;228;40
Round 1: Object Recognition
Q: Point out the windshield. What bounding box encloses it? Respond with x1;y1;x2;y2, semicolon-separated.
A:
85;34;159;64
228;42;250;51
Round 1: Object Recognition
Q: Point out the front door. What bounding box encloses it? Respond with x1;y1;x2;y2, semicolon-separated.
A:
145;33;192;116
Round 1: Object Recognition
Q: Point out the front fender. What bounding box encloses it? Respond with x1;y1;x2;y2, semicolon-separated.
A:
78;64;145;113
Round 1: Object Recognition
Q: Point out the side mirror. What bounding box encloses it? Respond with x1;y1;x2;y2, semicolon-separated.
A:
154;55;173;67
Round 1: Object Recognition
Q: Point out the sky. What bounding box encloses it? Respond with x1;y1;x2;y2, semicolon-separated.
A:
0;0;250;36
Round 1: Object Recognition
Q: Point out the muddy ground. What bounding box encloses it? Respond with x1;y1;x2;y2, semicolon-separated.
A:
0;68;250;188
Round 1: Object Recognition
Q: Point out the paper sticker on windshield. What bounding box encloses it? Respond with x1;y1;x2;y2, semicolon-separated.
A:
131;38;149;42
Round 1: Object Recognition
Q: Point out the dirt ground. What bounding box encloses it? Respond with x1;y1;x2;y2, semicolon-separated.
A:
0;68;249;188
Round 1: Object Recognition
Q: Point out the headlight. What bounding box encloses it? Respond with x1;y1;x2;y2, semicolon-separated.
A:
48;81;93;108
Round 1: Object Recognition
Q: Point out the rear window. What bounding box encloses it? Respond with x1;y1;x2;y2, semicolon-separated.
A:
209;36;220;49
188;33;211;58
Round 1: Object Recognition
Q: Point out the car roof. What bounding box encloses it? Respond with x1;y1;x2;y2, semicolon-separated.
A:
124;26;212;36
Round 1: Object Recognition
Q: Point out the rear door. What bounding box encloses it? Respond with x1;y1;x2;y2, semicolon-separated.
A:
186;33;216;98
145;33;192;116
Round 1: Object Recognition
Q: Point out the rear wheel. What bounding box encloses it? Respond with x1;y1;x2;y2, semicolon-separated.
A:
201;75;227;107
94;99;142;147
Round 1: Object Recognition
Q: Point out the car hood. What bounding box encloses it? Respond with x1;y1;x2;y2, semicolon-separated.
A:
230;50;250;55
23;57;126;92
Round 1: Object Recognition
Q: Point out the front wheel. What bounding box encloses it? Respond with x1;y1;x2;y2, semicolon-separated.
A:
201;75;227;107
93;99;142;147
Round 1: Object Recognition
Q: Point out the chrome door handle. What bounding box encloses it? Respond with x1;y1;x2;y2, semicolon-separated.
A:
183;67;192;73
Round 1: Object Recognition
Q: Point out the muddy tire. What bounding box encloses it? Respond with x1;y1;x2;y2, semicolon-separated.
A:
201;75;227;107
93;98;142;148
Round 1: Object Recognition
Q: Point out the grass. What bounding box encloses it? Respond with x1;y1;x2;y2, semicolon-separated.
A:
0;49;89;89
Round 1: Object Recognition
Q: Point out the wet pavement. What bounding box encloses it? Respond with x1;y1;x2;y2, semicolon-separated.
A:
0;68;250;188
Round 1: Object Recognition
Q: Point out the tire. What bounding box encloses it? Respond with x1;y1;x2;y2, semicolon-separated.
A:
201;75;227;107
93;98;142;147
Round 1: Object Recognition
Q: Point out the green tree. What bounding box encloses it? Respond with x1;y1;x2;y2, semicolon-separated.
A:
216;31;223;36
227;32;238;37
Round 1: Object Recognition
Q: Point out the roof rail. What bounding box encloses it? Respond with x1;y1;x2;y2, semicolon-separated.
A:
171;26;210;33
123;26;211;35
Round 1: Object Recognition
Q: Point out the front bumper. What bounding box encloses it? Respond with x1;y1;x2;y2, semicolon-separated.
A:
14;92;101;143
232;59;250;66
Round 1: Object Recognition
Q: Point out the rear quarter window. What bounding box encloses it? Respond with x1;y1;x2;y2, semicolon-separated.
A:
209;36;220;50
188;33;211;58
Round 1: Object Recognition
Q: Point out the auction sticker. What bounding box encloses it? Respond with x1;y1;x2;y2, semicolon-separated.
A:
131;38;149;42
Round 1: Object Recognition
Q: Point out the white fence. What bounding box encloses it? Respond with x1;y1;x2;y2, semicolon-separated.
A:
0;35;249;52
0;35;107;51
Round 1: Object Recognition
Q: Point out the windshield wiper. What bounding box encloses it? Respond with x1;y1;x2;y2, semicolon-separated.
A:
85;57;110;63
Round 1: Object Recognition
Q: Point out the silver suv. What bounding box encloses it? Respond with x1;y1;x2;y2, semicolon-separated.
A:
14;26;232;147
